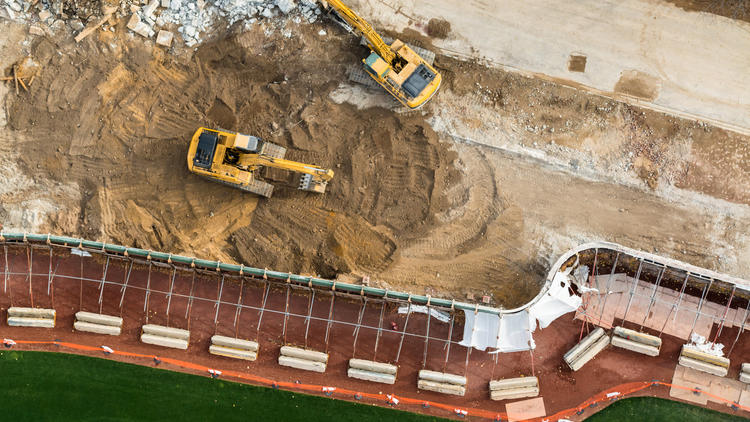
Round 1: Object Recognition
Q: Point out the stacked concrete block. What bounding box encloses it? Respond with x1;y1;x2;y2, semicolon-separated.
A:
278;346;328;373
140;324;189;350
678;345;729;377
489;376;539;401
610;326;661;356
417;370;467;396
347;359;397;384
740;363;750;384
563;327;609;371
209;335;259;361
7;307;56;328
74;311;123;336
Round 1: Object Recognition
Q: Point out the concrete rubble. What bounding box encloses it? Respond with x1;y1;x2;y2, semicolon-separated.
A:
1;0;324;48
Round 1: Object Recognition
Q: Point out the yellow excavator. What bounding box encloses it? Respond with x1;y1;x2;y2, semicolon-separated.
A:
187;127;334;198
320;0;441;109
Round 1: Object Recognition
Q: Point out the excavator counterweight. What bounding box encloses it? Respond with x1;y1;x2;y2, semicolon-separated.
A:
187;127;334;198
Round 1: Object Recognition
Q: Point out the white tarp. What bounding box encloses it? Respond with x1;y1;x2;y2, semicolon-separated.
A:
459;269;582;352
528;271;583;329
459;311;501;351
496;310;536;352
397;305;450;323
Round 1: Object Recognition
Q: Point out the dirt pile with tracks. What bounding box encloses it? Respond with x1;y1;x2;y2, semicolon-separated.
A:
6;22;458;286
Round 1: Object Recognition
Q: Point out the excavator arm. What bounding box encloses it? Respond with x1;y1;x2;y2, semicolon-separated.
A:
237;155;334;182
321;0;400;68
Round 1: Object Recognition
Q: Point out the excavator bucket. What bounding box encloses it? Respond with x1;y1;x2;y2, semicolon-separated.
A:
299;174;328;194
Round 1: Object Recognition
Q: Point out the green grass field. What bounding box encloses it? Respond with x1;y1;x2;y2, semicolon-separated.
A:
0;351;745;421
0;351;444;421
585;396;747;422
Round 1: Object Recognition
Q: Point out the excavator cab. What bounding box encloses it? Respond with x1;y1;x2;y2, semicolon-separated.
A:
187;127;334;198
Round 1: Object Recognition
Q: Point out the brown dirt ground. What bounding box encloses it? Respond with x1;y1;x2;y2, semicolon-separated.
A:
665;0;750;24
2;13;750;310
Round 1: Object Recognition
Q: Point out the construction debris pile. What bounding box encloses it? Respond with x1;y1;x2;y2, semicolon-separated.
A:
1;0;323;47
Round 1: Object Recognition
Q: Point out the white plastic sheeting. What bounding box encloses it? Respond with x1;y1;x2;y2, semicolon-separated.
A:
397;305;450;323
460;269;582;352
528;271;583;329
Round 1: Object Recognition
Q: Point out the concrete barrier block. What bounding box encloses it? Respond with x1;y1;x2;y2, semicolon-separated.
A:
681;346;730;368
209;344;257;361
741;363;750;374
141;324;190;341
611;335;660;356
74;320;121;336
418;369;466;386
8;307;56;319
740;372;750;384
489;376;539;391
211;335;258;352
75;311;123;327
417;379;466;396
7;317;55;328
490;386;539;401
564;327;605;365
613;326;661;348
141;333;189;350
349;359;398;375
347;367;396;384
678;355;728;377
278;355;327;373
569;334;610;371
280;346;328;363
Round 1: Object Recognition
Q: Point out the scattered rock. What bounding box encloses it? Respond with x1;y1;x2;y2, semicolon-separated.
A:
127;13;140;30
29;25;45;36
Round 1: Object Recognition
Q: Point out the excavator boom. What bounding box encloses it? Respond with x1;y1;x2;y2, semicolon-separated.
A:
322;0;396;65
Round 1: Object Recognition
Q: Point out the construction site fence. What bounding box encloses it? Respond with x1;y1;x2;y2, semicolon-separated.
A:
2;340;748;421
0;232;505;315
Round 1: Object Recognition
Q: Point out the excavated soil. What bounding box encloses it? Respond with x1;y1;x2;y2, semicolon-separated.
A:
5;21;460;295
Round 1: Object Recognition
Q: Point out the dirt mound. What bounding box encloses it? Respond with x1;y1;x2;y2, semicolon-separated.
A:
7;22;458;287
426;18;451;39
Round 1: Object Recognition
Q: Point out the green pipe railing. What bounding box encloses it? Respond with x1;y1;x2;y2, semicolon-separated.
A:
0;232;504;315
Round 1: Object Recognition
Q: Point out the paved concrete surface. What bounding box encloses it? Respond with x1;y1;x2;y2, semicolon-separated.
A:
357;0;750;134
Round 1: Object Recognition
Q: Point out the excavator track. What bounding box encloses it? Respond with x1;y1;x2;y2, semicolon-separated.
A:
198;174;274;198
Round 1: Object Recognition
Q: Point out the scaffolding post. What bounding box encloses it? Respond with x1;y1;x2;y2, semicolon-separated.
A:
119;261;133;310
659;273;690;337
711;285;735;345
166;267;177;317
282;282;291;344
395;301;412;362
304;288;316;349
422;301;431;369
373;301;385;361
234;278;245;328
46;246;53;296
214;274;225;326
688;278;713;340
443;312;455;372
639;265;665;330
97;255;111;310
352;298;368;357
256;280;271;335
143;262;152;322
27;244;33;308
727;299;750;357
621;260;644;324
3;245;8;294
185;269;196;320
324;292;335;352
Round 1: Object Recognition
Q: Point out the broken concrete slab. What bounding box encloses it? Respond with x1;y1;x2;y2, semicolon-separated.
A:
132;21;154;38
156;30;173;47
127;13;140;30
144;0;159;17
37;9;51;21
29;25;45;36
